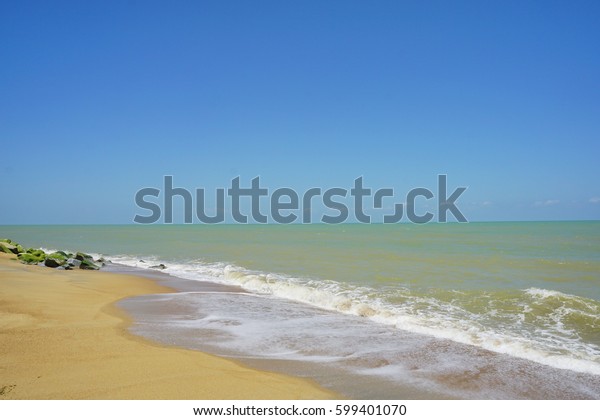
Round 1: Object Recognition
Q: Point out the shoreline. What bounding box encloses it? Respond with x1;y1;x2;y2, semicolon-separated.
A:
2;226;599;399
114;261;600;400
113;264;451;399
0;253;337;399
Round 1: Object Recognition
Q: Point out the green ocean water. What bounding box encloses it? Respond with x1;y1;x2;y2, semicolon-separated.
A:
2;221;600;376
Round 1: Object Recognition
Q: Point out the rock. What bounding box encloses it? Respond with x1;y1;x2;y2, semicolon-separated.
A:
27;249;46;259
0;242;19;254
53;250;70;258
0;240;25;254
150;263;167;270
75;252;93;261
79;259;100;270
45;253;67;268
139;259;145;263
18;253;46;265
6;241;101;271
47;252;67;261
67;258;82;267
44;258;64;268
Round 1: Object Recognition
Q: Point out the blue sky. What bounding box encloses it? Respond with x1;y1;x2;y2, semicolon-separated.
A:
1;0;599;224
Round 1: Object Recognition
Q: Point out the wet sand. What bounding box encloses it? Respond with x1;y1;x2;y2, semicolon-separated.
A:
0;254;336;399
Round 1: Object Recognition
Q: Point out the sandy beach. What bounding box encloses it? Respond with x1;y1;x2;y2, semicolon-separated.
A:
0;253;336;399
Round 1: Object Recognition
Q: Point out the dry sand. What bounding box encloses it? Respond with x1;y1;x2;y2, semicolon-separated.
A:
0;254;336;399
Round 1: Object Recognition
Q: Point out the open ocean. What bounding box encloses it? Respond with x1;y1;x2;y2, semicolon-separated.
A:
2;222;600;398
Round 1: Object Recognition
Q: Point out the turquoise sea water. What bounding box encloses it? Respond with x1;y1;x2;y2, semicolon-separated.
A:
2;222;600;397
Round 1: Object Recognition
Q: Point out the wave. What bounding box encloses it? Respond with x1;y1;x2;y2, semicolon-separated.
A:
107;253;600;376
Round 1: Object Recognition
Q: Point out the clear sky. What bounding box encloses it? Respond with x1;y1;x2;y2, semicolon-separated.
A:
1;0;599;224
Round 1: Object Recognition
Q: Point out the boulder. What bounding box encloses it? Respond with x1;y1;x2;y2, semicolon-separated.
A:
26;249;46;259
67;258;82;268
18;253;46;265
150;263;167;270
0;238;12;244
47;252;67;261
75;252;94;261
79;259;100;270
53;250;71;258
44;258;64;268
0;242;18;254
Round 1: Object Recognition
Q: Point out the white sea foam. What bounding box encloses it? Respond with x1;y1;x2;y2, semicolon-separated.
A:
107;254;600;376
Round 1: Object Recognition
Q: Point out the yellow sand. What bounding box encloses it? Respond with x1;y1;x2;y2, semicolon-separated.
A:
0;254;336;399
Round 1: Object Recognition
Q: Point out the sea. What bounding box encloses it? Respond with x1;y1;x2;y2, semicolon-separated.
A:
2;222;600;398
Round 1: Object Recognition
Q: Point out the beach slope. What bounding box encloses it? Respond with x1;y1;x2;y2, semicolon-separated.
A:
0;254;335;399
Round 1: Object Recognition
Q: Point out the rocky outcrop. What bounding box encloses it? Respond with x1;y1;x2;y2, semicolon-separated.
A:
1;238;105;272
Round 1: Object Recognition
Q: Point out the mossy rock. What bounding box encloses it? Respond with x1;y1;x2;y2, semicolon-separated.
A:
0;238;12;244
53;250;71;258
16;244;25;254
44;257;65;268
26;248;46;258
79;259;100;270
18;253;46;265
0;242;19;254
47;252;67;262
75;252;94;261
